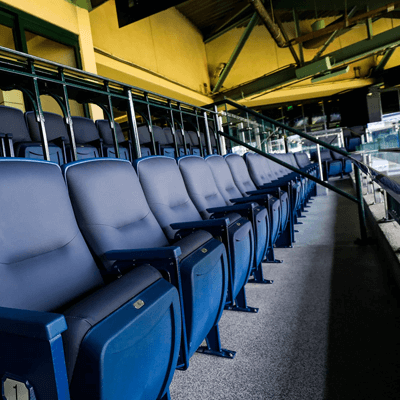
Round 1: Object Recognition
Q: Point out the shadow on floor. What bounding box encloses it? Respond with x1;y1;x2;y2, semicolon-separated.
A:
324;179;400;399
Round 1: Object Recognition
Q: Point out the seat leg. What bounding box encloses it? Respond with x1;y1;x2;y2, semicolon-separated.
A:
264;246;282;263
225;286;259;313
248;262;273;284
159;390;171;400
275;220;293;248
197;325;236;359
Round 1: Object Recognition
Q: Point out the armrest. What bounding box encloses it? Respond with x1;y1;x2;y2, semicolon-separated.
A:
231;194;270;204
104;246;181;261
247;187;281;196
170;218;229;231
0;307;67;340
207;203;253;214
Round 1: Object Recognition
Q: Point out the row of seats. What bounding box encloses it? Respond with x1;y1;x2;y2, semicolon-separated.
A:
0;105;230;163
310;148;353;180
0;105;132;164
138;125;224;158
0;147;320;399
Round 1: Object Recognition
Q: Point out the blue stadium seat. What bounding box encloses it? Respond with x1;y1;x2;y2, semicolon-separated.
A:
331;147;353;175
63;157;233;365
205;154;272;284
21;109;66;164
137;124;155;156
346;136;361;152
70;116;103;160
224;152;282;263
311;149;343;180
95;119;132;160
135;155;257;313
244;152;294;247
0;158;180;400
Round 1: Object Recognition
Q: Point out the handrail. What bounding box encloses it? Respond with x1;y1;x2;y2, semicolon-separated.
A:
215;129;359;204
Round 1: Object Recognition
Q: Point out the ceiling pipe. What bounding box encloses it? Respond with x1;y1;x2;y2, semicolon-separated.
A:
246;0;288;48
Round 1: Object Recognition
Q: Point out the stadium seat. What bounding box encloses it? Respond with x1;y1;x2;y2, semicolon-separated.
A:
135;155;257;313
22;109;67;164
224;152;282;263
70;116;103;160
137;124;155;156
331;147;353;175
205;154;272;284
244;152;294;247
62;157;233;366
0;158;181;400
95;119;132;161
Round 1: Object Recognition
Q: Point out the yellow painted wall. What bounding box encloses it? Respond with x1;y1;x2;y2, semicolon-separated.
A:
0;0;79;34
89;1;211;102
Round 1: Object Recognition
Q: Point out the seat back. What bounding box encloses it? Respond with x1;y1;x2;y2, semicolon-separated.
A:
0;105;31;144
134;156;202;240
0;159;103;311
244;152;273;188
24;111;67;164
63;158;170;269
137;124;153;156
95;119;130;160
224;153;258;196
70;117;101;159
178;155;228;219
205;154;244;204
294;152;311;169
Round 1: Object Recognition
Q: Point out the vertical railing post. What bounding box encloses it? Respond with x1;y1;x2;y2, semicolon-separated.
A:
355;165;368;244
143;93;157;155
213;105;223;155
59;67;78;162
178;103;188;155
167;100;179;156
126;89;141;160
29;60;50;161
203;111;213;155
195;109;204;157
104;81;120;159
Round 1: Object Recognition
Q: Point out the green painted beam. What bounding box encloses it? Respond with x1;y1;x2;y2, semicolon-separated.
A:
65;0;92;11
374;48;396;75
329;25;400;66
215;24;400;101
311;65;350;83
212;13;259;93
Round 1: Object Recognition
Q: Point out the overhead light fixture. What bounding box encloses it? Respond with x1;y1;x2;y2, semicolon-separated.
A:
311;66;350;83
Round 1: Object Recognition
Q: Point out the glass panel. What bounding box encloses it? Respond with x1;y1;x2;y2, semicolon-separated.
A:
25;31;84;117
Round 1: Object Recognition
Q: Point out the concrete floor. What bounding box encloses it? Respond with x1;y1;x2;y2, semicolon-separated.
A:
170;179;400;400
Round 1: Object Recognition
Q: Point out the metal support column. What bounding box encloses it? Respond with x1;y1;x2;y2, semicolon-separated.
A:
126;89;141;160
104;81;120;159
355;166;369;244
29;61;50;161
59;67;78;162
168;100;179;156
203;111;213;155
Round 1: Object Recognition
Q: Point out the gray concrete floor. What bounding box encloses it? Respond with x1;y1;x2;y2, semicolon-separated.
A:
170;179;400;400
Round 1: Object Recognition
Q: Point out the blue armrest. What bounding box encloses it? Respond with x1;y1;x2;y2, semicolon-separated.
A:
231;194;270;203
206;203;254;214
247;187;282;196
0;307;67;340
170;218;229;231
105;247;181;261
